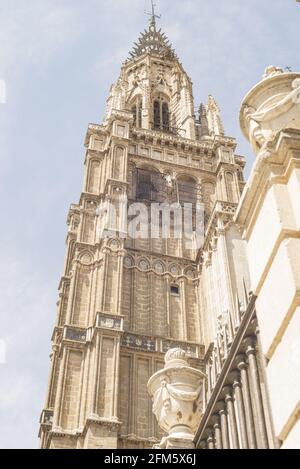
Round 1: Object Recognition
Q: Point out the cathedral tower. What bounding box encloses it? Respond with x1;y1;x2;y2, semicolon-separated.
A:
39;9;246;449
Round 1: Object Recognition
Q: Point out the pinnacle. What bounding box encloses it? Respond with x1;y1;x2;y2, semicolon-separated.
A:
127;19;178;62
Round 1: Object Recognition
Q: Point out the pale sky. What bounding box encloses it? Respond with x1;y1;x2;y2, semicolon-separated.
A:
0;0;299;449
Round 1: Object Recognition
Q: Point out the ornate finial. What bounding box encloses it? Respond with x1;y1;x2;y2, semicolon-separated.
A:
145;0;161;27
164;348;188;367
127;1;177;62
128;0;178;61
262;65;284;79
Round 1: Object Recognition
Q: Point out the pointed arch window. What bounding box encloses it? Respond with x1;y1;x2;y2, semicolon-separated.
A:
136;168;163;202
153;98;170;131
131;97;143;128
137;169;153;200
153;100;161;129
162;102;170;131
225;172;234;203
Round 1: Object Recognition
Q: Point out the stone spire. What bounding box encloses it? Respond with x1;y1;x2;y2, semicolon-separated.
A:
206;95;225;136
127;1;177;61
147;0;161;28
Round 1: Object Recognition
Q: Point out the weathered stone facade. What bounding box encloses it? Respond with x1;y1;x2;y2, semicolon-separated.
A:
40;13;300;450
39;13;246;449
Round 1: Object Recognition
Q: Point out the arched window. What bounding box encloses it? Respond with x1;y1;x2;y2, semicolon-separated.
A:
153;98;170;131
162;102;170;131
153;100;161;129
131;98;142;128
177;176;198;206
202;181;216;225
136;168;163;202
177;176;198;231
131;105;137;127
225;172;234;203
137;169;153;200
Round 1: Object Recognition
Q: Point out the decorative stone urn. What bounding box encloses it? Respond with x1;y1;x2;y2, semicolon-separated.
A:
240;66;300;159
147;348;206;449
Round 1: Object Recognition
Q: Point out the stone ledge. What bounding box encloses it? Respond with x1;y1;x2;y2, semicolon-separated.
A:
235;129;300;233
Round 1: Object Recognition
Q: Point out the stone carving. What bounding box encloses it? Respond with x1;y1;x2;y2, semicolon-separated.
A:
262;65;284;79
41;410;54;426
79;252;93;265
241;69;300;157
108;238;120;250
170;264;180;275
65;328;87;342
98;314;122;331
153;261;164;274
127;17;177;62
184;268;196;279
68;213;81;233
138;259;150;271
122;333;156;352
216;311;233;361
147;348;206;449
124;256;133;268
161;340;198;358
163;172;175;188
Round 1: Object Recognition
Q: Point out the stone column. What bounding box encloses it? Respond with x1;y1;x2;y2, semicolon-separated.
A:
237;354;257;449
232;371;248;449
207;433;215;450
219;401;230;449
212;414;223;449
199;441;207;450
244;337;269;448
224;386;239;449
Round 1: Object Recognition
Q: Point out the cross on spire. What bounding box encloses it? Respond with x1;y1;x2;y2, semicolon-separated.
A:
145;0;161;27
128;0;177;62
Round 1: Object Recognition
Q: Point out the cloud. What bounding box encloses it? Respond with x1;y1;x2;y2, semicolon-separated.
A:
0;252;55;448
0;3;68;74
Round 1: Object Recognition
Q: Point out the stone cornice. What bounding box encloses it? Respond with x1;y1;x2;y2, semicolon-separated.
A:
128;153;218;175
51;418;121;439
124;246;198;266
84;148;106;165
119;433;159;445
84;123;107;147
52;320;204;359
212;135;237;151
130;127;236;152
106;109;133;127
122;51;191;83
123;263;199;283
234;129;300;237
234;154;247;167
79;191;100;206
201;200;238;253
58;275;71;292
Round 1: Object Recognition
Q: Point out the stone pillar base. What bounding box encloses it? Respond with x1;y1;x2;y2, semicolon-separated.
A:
154;430;195;449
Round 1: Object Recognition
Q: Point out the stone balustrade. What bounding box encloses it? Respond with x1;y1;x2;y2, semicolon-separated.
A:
195;295;277;449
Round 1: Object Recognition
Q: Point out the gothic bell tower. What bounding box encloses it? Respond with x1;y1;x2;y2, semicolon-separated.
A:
105;10;196;140
40;6;246;449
